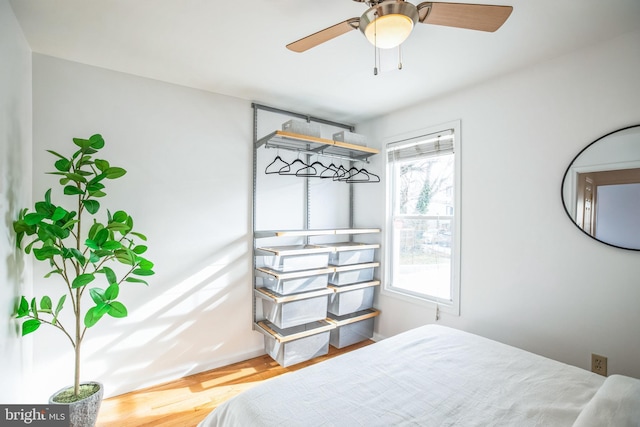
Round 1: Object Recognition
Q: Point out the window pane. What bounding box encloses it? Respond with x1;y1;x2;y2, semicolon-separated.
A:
394;154;454;216
391;218;452;300
389;152;454;301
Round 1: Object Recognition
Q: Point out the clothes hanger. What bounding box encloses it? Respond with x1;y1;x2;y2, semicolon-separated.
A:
319;162;340;178
339;166;361;182
333;164;349;181
301;160;325;178
265;155;290;174
345;168;380;183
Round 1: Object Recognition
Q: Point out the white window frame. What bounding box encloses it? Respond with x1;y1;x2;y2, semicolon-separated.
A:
383;120;461;315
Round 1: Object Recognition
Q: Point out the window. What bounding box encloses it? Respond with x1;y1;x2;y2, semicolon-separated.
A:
385;121;460;313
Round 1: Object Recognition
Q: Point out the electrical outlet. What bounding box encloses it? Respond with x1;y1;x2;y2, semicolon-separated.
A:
591;354;608;376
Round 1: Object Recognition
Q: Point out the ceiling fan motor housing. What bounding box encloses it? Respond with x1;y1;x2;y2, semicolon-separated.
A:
359;0;420;48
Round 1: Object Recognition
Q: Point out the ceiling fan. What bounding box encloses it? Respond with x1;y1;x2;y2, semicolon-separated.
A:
286;1;513;53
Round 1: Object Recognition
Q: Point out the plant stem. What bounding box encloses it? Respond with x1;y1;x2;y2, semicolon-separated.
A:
74;185;83;397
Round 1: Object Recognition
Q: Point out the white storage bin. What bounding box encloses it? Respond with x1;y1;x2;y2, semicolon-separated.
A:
328;286;375;316
259;273;329;295
329;262;378;286
256;288;331;329
328;309;379;349
258;245;331;272
263;322;331;367
326;242;378;266
333;130;367;146
282;119;321;138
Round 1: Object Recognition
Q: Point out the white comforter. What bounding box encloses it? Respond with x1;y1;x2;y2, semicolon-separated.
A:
199;325;621;426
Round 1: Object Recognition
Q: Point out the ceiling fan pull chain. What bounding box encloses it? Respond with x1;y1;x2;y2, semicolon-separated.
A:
373;12;379;76
398;44;403;70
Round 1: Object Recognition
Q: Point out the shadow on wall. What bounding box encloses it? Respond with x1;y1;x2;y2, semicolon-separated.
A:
2;110;29;403
79;234;257;397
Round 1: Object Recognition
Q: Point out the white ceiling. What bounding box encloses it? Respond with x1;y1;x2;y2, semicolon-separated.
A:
9;0;640;124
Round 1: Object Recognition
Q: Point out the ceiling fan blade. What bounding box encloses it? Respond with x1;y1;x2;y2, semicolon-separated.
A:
287;18;359;53
417;2;513;32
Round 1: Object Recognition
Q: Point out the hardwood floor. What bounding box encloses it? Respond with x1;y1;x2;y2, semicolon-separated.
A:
96;340;373;427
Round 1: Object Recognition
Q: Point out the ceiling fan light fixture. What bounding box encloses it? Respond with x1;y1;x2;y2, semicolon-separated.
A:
360;1;419;49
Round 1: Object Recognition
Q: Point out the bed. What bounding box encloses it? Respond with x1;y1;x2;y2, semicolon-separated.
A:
199;324;640;426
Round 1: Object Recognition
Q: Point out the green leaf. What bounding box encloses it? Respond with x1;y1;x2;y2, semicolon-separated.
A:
108;301;127;318
40;296;52;311
22;319;41;336
132;245;148;254
68;248;86;266
88;222;104;240
24;213;47;226
44;269;62;278
107;222;130;232
105;284;119;300
105;167;126;179
33;246;61;261
72;138;92;149
64;185;84;195
30;298;38;319
60;219;79;230
94;227;109;246
87;182;105;192
125;277;148;285
89;134;105;149
46;149;67;160
114;249;135;265
94;159;109;172
16;296;29;318
137;258;154;270
54;295;66;315
90;288;105;305
83;200;100;215
112;211;128;223
101;266;117;285
51;206;68;222
84;305;109;328
88;251;100;264
85;238;99;250
44;189;52;205
65;172;87;183
132;268;155;276
54;158;71;172
101;241;121;250
71;273;95;288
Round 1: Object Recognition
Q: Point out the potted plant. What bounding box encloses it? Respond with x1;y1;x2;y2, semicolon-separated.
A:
13;134;154;427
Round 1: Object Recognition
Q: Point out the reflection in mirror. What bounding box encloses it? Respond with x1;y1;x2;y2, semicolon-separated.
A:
562;124;640;250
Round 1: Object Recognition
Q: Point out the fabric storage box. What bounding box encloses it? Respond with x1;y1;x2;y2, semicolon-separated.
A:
326;242;378;266
328;285;375;316
328;309;379;349
258;270;330;295
260;245;331;272
333;130;367;146
255;287;332;329
329;262;378;286
282;119;321;138
263;322;331;367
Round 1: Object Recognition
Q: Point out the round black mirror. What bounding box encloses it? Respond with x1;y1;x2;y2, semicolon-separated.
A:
561;124;640;250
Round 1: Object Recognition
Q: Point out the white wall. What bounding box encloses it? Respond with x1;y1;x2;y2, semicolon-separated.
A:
29;54;262;400
0;0;32;403
358;29;640;379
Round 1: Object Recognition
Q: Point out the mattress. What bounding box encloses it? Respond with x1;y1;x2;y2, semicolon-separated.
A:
199;324;637;426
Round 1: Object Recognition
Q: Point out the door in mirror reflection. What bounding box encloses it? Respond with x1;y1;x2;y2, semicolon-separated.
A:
562;124;640;250
575;168;640;248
